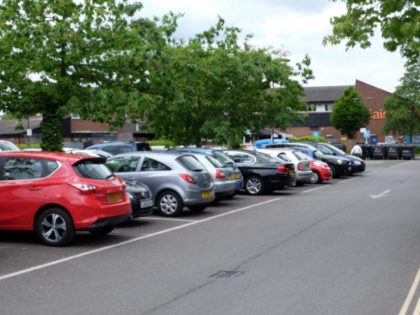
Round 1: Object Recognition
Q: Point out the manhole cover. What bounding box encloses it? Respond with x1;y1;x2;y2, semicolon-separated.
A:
210;270;244;278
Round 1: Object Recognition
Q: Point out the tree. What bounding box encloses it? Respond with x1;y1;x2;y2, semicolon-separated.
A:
384;61;420;141
323;0;419;65
146;18;313;147
0;0;166;150
330;87;371;139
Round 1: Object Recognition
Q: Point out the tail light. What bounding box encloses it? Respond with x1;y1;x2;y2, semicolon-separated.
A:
179;173;196;185
298;163;303;171
276;166;287;173
215;169;226;179
71;183;96;192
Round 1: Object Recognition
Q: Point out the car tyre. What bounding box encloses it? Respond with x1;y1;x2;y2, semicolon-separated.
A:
245;175;265;195
188;205;207;213
35;207;75;246
309;171;321;184
157;190;183;217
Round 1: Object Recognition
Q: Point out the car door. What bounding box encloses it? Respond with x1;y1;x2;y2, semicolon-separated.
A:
0;157;48;229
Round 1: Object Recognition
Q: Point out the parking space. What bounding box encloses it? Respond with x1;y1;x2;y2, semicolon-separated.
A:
0;160;415;279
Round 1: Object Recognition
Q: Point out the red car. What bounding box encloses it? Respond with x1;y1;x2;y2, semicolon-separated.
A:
309;159;332;184
0;152;131;246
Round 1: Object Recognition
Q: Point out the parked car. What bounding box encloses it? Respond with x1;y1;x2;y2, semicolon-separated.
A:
266;142;351;178
106;152;215;216
185;153;237;200
170;147;243;193
256;148;312;185
0;140;20;152
86;141;151;155
125;180;154;219
223;150;295;195
0;152;132;246
308;159;332;184
310;142;365;174
71;149;113;159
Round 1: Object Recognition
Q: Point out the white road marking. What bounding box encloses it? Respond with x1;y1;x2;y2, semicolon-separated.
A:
0;197;284;282
413;298;420;315
301;185;330;193
370;189;391;199
141;217;197;223
398;268;420;315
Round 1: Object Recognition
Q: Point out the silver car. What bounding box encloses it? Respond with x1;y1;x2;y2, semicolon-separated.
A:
257;148;312;185
188;153;237;200
106;152;215;216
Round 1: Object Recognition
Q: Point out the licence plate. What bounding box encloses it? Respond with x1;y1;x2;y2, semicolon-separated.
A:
107;192;122;202
228;173;241;180
201;191;213;199
141;200;153;208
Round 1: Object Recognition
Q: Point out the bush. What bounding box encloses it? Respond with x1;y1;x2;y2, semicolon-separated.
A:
416;146;420;154
17;143;41;150
148;139;175;148
290;136;326;143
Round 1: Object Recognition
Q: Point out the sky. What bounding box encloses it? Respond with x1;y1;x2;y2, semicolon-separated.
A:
138;0;406;92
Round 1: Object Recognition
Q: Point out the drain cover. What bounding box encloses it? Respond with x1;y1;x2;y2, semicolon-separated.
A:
210;270;244;278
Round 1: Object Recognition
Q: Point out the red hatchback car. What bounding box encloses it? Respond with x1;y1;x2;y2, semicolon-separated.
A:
309;159;332;184
0;152;131;246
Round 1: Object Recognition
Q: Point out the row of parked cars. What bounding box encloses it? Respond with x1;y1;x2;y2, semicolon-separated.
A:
0;140;366;246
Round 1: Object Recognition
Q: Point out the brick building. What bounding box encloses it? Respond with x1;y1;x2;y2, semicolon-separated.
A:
284;80;392;143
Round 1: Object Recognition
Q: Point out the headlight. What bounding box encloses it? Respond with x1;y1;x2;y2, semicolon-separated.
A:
140;192;148;198
353;161;361;165
337;159;344;164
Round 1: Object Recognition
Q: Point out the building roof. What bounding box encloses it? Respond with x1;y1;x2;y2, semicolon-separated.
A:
304;85;351;103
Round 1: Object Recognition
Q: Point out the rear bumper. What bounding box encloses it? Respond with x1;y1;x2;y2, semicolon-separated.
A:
89;214;131;230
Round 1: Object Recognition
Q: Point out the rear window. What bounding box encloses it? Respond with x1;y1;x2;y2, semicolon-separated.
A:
177;155;204;171
293;151;310;161
205;155;224;168
277;152;292;162
73;159;113;180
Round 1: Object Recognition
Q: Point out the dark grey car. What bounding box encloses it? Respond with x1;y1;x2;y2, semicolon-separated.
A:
106;152;215;216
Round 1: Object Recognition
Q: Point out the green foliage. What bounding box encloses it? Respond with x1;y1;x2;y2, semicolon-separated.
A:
384;61;420;138
17;143;41;150
330;87;371;139
0;0;164;151
148;139;175;148
324;0;419;64
291;136;326;143
145;17;313;147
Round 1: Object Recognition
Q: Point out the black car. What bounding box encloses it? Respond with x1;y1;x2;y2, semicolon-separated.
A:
311;142;366;174
265;142;352;178
223;150;295;195
125;180;154;219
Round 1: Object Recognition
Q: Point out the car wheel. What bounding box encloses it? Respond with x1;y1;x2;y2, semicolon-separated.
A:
188;205;207;213
330;165;338;178
157;190;183;216
90;226;114;236
245;175;265;195
309;171;321;184
35;207;75;246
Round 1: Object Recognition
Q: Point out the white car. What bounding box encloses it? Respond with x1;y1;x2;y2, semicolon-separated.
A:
0;140;20;152
256;148;313;185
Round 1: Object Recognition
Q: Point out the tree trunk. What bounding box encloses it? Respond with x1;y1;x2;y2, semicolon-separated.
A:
40;104;64;151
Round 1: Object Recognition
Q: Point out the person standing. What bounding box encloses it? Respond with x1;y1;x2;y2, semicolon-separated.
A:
350;143;363;158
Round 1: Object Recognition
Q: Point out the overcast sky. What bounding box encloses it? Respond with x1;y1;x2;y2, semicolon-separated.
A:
139;0;406;92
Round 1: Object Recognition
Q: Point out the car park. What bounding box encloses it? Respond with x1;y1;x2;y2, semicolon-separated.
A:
223;150;295;195
170;147;243;192
0;151;132;246
0;140;20;151
310;142;365;174
256;148;313;185
106;152;215;216
86;141;151;155
266;142;351;178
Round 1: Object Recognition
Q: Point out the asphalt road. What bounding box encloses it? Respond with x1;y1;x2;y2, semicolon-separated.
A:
1;160;419;315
